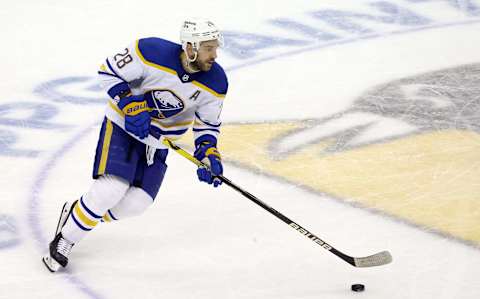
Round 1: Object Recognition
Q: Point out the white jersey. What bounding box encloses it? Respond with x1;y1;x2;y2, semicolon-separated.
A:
97;37;228;149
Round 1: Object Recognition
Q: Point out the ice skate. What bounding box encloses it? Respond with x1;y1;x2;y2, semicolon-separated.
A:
42;201;76;272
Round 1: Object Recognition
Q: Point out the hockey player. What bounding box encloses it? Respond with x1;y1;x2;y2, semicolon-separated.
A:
43;18;228;272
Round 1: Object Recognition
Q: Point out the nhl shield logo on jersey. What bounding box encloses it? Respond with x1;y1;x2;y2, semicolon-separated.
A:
146;89;185;119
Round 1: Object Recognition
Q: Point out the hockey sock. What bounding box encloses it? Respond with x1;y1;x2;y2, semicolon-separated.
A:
61;175;129;243
103;186;153;221
101;209;118;222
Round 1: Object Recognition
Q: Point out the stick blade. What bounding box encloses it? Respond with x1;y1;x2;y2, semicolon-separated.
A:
353;250;392;267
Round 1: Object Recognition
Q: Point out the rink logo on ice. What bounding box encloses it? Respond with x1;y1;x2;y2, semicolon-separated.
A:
270;64;480;156
221;63;480;247
220;0;480;60
146;89;185;119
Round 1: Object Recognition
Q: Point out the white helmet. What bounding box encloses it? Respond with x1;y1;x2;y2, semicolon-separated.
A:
180;18;224;53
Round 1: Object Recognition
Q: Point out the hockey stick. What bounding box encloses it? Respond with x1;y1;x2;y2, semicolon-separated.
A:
162;138;392;268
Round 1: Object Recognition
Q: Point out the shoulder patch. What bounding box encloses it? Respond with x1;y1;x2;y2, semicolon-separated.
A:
194;63;228;98
136;38;182;75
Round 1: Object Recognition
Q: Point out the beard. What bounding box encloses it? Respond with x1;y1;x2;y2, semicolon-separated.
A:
192;59;214;72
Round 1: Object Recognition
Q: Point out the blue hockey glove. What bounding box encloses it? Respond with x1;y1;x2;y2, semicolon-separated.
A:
117;95;150;139
194;138;223;187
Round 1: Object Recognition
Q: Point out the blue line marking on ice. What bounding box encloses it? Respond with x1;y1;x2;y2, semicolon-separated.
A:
27;18;480;299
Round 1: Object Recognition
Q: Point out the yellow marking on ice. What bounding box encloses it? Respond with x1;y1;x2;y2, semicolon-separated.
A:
135;40;177;76
98;119;113;175
175;123;480;246
75;204;98;227
192;81;225;99
100;64;107;72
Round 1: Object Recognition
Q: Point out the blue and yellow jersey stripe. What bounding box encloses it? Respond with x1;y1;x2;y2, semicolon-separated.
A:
192;80;226;99
135;40;178;76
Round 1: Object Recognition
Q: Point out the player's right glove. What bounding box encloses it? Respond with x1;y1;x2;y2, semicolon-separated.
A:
117;95;151;139
194;136;223;188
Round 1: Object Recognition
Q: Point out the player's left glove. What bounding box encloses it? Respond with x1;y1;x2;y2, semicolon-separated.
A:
117;95;151;139
194;137;223;188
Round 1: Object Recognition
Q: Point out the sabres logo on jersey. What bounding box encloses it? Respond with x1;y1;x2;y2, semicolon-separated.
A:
146;89;185;119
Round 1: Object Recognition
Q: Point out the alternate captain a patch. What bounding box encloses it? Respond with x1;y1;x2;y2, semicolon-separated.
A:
145;89;185;119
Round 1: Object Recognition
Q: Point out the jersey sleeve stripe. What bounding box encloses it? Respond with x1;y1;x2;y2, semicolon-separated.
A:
194;112;221;127
192;127;220;133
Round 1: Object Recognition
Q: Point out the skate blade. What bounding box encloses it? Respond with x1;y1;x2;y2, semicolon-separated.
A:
42;255;61;273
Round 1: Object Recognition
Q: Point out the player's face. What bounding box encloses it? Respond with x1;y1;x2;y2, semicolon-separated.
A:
194;40;219;71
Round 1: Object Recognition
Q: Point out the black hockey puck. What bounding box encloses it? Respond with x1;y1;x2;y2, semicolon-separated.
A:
351;284;365;292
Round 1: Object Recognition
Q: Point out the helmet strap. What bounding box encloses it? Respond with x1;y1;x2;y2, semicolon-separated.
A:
186;49;198;63
181;49;200;73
